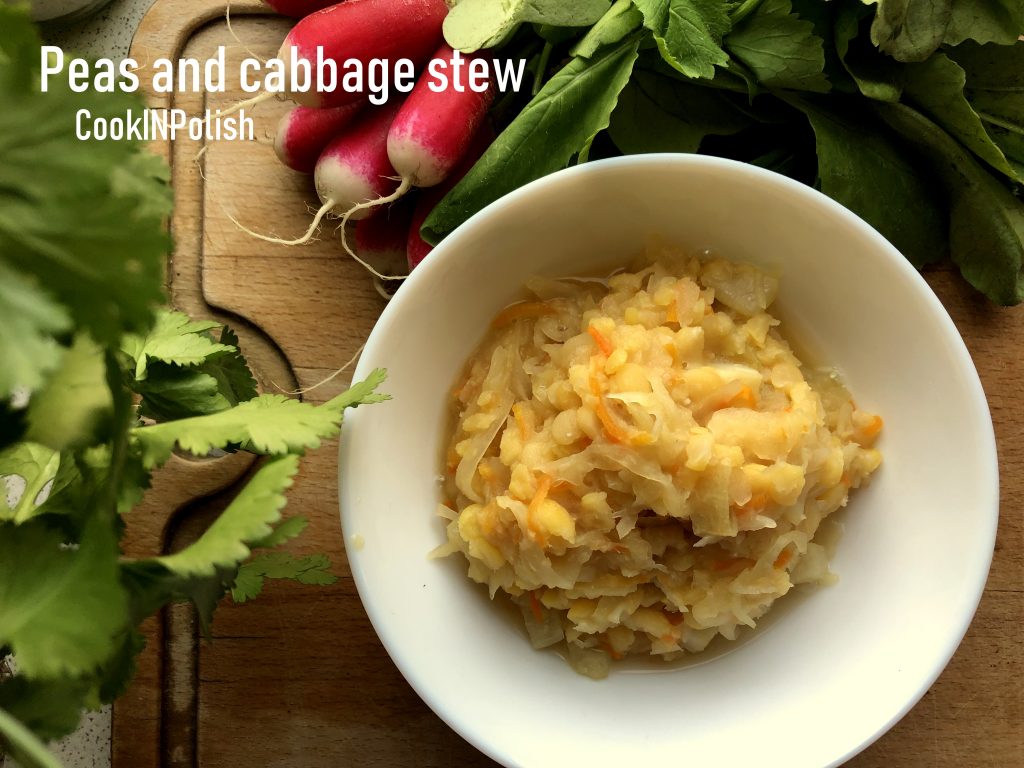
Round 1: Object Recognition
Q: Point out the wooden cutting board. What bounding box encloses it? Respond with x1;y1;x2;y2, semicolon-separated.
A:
114;2;1024;765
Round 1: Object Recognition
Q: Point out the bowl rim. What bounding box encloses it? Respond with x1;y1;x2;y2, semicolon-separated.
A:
339;153;999;768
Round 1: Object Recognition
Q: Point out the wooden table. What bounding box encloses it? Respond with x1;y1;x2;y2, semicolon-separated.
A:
113;2;1024;765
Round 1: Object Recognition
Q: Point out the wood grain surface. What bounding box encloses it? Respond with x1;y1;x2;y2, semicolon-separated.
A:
114;2;1024;766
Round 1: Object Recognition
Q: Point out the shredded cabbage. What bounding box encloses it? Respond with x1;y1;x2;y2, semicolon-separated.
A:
437;251;883;678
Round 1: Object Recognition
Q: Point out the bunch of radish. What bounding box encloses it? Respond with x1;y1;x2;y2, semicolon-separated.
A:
251;0;495;294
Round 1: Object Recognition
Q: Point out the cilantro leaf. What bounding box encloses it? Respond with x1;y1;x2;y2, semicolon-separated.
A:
0;263;70;400
0;675;90;742
95;629;146;704
633;0;731;80
0;8;171;348
119;559;236;633
725;0;830;93
0;442;59;523
876;101;1024;304
0;516;128;679
869;0;951;63
134;394;338;468
796;97;946;269
122;310;232;381
231;551;337;604
423;37;640;244
120;467;310;629
25;334;113;451
155;456;299;577
134;365;230;422
121;458;310;628
131;325;258;422
323;367;390;410
250;515;309;549
206;326;258;405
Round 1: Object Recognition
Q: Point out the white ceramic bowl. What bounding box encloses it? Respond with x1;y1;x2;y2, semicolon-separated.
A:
339;155;997;767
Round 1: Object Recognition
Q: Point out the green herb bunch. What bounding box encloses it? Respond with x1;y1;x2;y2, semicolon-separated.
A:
0;8;386;767
428;0;1024;305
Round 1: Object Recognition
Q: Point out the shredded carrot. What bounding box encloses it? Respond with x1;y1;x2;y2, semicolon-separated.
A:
512;402;530;442
729;385;757;409
527;475;552;546
841;472;851;487
528;591;544;623
773;547;794;570
588;368;630;444
659;633;679;646
595;398;630;443
492;301;555;328
599;639;625;661
736;492;769;516
711;557;756;573
588;324;614;356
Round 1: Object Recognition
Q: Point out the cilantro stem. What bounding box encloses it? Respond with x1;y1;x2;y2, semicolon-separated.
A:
0;707;64;768
99;350;132;517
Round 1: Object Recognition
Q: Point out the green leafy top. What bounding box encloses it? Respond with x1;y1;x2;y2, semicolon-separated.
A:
444;0;611;52
634;0;731;80
0;8;171;368
433;0;1024;305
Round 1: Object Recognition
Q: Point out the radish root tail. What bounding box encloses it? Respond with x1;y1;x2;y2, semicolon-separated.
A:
231;198;337;246
225;2;268;64
338;177;414;283
211;90;274;123
273;342;366;396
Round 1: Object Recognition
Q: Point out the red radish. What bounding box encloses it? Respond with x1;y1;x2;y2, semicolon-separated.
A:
234;101;402;247
407;126;493;270
263;0;340;17
406;190;438;271
354;195;415;278
280;0;448;108
338;44;495;259
274;102;364;173
388;44;495;189
314;100;402;222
